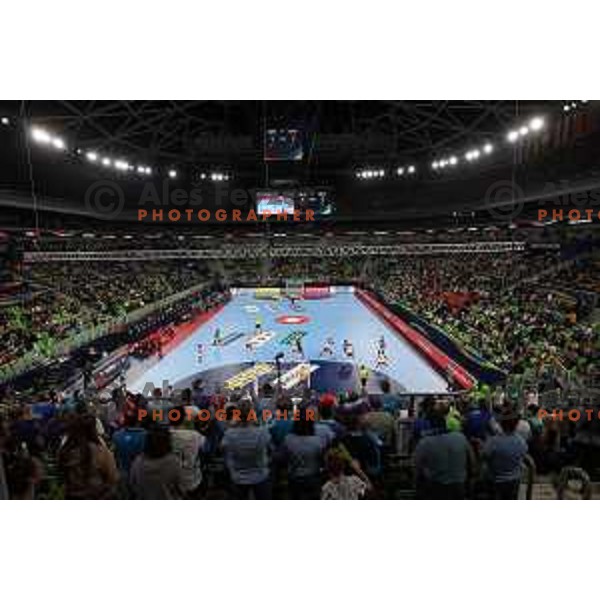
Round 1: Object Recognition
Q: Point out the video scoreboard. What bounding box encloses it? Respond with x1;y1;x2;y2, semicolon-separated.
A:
255;188;334;218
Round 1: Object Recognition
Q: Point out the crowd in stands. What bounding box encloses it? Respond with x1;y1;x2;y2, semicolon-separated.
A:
0;376;596;500
222;248;599;389
1;226;599;500
376;252;599;384
4;226;597;379
0;261;213;369
2;285;229;397
2;245;599;390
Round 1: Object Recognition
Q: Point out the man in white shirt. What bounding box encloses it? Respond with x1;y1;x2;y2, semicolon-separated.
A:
170;409;205;497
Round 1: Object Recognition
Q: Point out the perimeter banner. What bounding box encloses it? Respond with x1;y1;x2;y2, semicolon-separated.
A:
254;287;282;300
303;286;331;299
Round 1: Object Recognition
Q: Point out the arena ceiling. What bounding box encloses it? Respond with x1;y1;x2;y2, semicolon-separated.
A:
3;100;546;169
1;100;599;228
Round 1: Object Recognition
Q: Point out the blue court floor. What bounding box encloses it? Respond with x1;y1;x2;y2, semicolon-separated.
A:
126;289;449;395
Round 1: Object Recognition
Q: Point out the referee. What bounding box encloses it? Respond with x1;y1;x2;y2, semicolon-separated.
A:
359;364;370;392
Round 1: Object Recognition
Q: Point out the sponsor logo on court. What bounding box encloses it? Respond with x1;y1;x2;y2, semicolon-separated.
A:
224;363;275;391
245;330;276;350
280;330;308;346
244;305;260;313
276;315;310;325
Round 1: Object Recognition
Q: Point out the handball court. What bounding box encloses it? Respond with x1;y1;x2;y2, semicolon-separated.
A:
126;288;450;396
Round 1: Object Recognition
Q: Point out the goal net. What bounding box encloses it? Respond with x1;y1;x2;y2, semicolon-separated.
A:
285;279;305;300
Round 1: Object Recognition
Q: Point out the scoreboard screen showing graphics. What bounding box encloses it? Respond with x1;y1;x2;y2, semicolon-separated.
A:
296;189;335;217
256;192;295;215
264;128;303;161
255;189;335;218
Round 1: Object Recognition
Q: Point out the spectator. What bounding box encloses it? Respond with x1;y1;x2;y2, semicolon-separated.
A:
255;383;276;419
412;397;440;445
9;405;42;456
221;400;272;499
360;397;395;451
321;448;368;500
414;413;475;499
269;396;294;447
463;399;493;441
112;413;147;480
481;408;529;499
317;402;345;441
283;410;325;499
379;379;406;414
515;413;533;443
169;407;205;498
191;379;212;410
340;415;382;480
0;417;35;499
58;414;118;499
5;453;43;500
129;426;184;500
0;417;8;500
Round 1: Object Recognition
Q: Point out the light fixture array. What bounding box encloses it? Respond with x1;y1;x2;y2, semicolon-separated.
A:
356;169;385;179
356;112;553;179
433;143;494;170
397;165;416;176
505;116;545;143
563;100;588;113
356;166;415;179
31;125;155;177
208;171;231;182
26;124;232;182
